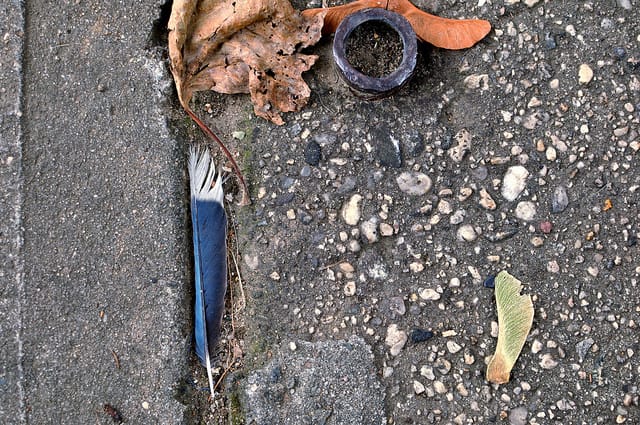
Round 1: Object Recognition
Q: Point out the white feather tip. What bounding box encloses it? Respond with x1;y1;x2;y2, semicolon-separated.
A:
188;146;224;203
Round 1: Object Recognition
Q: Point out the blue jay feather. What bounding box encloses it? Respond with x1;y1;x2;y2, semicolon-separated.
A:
188;146;227;395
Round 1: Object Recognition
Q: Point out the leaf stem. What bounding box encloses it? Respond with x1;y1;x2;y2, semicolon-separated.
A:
185;107;251;206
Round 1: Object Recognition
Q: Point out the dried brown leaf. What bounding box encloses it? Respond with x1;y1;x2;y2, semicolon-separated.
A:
303;0;491;50
168;0;325;125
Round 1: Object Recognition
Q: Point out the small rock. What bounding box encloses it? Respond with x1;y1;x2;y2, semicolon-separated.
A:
617;0;632;10
389;297;406;315
449;129;472;162
552;186;569;213
304;140;321;165
344;281;356;296
420;365;435;380
546;146;557;161
578;64;594;84
375;129;402;168
361;218;379;243
509;406;528;425
501;166;529;201
447;340;462;354
409;262;424;273
411;329;434;343
524;0;539;6
396;172;432;195
450;210;465;225
576;338;594;363
433;381;447;394
419;288;441;301
341;194;362;225
479;188;497;210
379;222;394;236
456;383;469;397
413;380;426;394
540;221;553;233
385;324;408;356
457;224;477;242
547;260;560;273
540;353;559;369
515;201;537;221
463;74;489;90
531;236;544;247
483;275;495;288
437;199;453;214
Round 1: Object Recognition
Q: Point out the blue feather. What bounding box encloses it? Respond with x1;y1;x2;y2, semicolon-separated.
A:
188;146;227;395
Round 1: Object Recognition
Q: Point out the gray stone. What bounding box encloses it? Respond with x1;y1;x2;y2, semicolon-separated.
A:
242;336;385;425
396;172;432;195
552;186;569;213
509;406;528;425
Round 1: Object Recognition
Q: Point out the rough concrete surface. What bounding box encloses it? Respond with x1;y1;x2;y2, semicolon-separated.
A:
2;0;189;423
2;0;639;424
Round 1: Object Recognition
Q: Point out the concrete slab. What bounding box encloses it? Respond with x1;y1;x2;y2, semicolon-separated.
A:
11;0;188;423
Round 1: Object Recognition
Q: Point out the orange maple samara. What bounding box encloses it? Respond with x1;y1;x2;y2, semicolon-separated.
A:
303;0;491;50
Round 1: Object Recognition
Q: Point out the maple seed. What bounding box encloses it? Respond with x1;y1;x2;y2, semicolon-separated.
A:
303;0;492;50
486;271;534;384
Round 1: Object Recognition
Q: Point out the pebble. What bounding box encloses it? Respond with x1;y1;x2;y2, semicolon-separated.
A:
344;281;356;296
379;222;394;236
437;199;453;214
304;140;321;165
456;382;469;397
501;166;529;201
449;210;465;225
539;353;559;369
617;0;632;10
576;338;594;363
396;172;432;195
547;260;560;273
419;288;441;301
361;218;379;243
463;74;489;90
483;275;495;288
552;186;569;213
479;188;497;210
433;381;447;394
341;194;362;225
375;129;402;168
389;297;406;315
546;146;557;161
531;236;544;247
447;340;462;354
578;64;594;84
524;0;540;6
411;329;434;343
515;201;537;221
540;221;553;233
413;380;426;395
509;406;528;425
385;324;408;356
457;224;478;242
449;129;472;162
420;365;435;380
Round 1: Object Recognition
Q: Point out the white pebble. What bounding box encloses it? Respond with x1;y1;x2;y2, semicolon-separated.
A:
501;166;529;201
341;194;362;225
515;201;537;221
578;64;594;84
457;224;477;242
